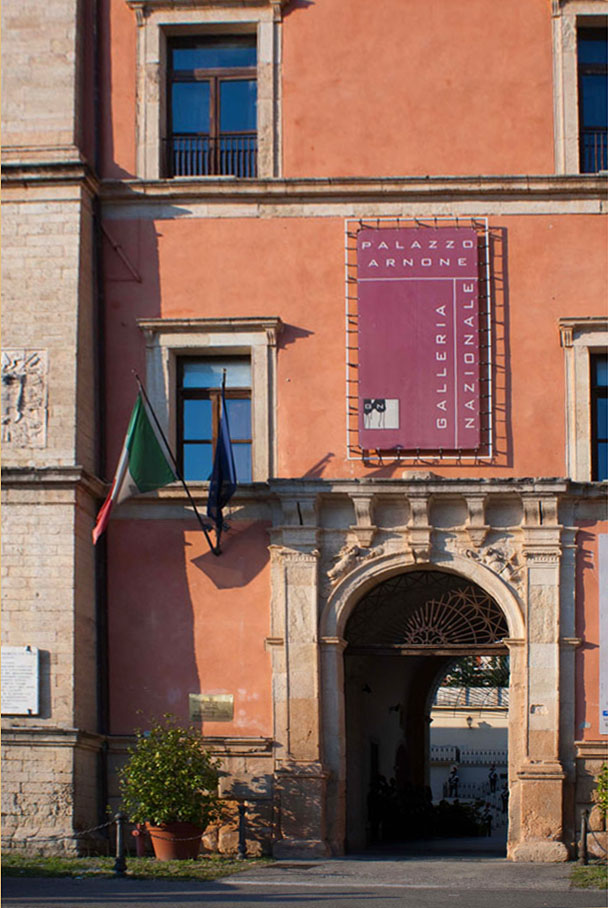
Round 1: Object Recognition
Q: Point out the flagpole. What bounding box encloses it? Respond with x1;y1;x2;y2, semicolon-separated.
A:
213;369;228;553
133;372;221;556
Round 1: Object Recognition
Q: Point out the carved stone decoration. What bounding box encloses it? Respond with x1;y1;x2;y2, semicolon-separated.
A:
465;540;524;590
348;495;377;547
1;350;47;447
269;545;320;563
327;542;385;585
523;551;561;564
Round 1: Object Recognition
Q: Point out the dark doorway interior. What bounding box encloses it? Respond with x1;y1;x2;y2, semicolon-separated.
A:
343;569;509;855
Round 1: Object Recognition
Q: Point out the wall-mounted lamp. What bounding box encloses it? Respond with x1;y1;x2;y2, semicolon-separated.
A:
466;716;474;729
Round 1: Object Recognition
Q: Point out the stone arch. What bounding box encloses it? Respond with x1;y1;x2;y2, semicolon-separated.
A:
319;551;525;856
320;551;525;642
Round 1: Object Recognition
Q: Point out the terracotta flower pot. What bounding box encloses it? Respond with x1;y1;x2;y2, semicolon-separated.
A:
145;822;203;860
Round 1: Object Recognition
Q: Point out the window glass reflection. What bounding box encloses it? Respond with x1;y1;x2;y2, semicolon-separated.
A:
233;445;252;482
183;359;251;389
220;80;257;132
183;399;212;441
225;399;251;440
183;443;213;481
172;82;209;134
172;40;256;71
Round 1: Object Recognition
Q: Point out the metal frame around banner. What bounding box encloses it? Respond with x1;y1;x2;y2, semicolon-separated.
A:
344;216;494;464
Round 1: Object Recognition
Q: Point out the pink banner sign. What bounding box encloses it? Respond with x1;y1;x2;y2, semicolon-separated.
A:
357;227;481;451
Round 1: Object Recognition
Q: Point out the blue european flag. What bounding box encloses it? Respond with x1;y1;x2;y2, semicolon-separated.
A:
207;387;237;538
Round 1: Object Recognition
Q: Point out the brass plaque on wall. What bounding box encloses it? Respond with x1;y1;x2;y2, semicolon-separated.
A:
189;694;234;722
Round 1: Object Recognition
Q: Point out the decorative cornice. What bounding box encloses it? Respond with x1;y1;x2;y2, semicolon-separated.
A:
106;732;274;755
101;174;607;206
516;760;566;782
2;158;99;194
126;0;289;10
1;466;106;498
131;476;605;505
559;315;608;347
575;740;608;758
1;726;105;753
270;477;572;496
138;316;283;344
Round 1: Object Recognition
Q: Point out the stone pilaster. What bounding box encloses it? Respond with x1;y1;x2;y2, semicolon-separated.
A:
320;635;347;855
511;495;569;861
269;494;329;856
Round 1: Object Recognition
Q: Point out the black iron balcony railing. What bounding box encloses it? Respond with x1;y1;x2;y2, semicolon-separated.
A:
165;133;257;178
580;127;608;173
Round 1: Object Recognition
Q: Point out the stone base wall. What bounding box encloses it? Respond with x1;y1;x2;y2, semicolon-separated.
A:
575;744;608;861
1;729;105;854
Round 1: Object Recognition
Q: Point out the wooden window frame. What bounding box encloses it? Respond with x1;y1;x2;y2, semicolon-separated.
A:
559;316;608;481
177;357;252;480
167;36;257;177
577;26;608;173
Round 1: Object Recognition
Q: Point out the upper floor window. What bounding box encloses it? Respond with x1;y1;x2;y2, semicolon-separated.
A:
559;317;608;482
578;27;608;173
591;353;608;480
178;356;252;482
167;36;257;178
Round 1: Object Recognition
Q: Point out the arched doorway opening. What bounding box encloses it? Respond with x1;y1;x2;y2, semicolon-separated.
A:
343;569;510;853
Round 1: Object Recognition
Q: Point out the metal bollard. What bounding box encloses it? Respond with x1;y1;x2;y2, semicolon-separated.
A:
579;808;588;865
114;812;128;876
236;802;247;861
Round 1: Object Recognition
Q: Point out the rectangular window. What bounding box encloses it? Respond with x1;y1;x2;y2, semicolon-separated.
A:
178;357;252;482
167;36;257;178
578;27;608;173
591;353;608;481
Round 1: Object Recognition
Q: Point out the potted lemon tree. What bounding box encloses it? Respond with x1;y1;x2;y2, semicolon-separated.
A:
118;715;222;860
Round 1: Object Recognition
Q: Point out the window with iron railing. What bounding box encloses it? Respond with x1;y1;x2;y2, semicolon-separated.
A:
166;36;257;178
578;27;608;173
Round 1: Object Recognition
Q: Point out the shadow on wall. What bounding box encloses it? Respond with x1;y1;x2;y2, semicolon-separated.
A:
191;521;270;589
107;520;202;732
488;226;513;469
575;525;601;733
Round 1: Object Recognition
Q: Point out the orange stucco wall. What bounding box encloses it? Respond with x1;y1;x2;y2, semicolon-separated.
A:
107;520;272;735
282;0;555;178
101;0;556;179
103;213;607;478
575;522;608;742
99;0;137;178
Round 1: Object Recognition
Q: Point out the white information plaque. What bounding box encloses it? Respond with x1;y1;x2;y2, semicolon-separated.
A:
1;646;39;715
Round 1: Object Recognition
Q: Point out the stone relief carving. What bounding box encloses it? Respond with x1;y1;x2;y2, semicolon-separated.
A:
269;545;320;563
464;540;524;590
524;552;560;564
327;542;386;584
1;351;47;447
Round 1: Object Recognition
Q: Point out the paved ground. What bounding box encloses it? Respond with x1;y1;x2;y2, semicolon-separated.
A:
3;848;607;908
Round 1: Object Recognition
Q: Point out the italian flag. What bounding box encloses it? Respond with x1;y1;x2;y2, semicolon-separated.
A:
92;393;176;544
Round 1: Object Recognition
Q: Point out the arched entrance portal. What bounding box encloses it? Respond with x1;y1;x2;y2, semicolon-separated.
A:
342;570;509;852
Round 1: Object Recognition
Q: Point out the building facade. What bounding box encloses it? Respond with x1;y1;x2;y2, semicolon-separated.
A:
2;0;607;862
